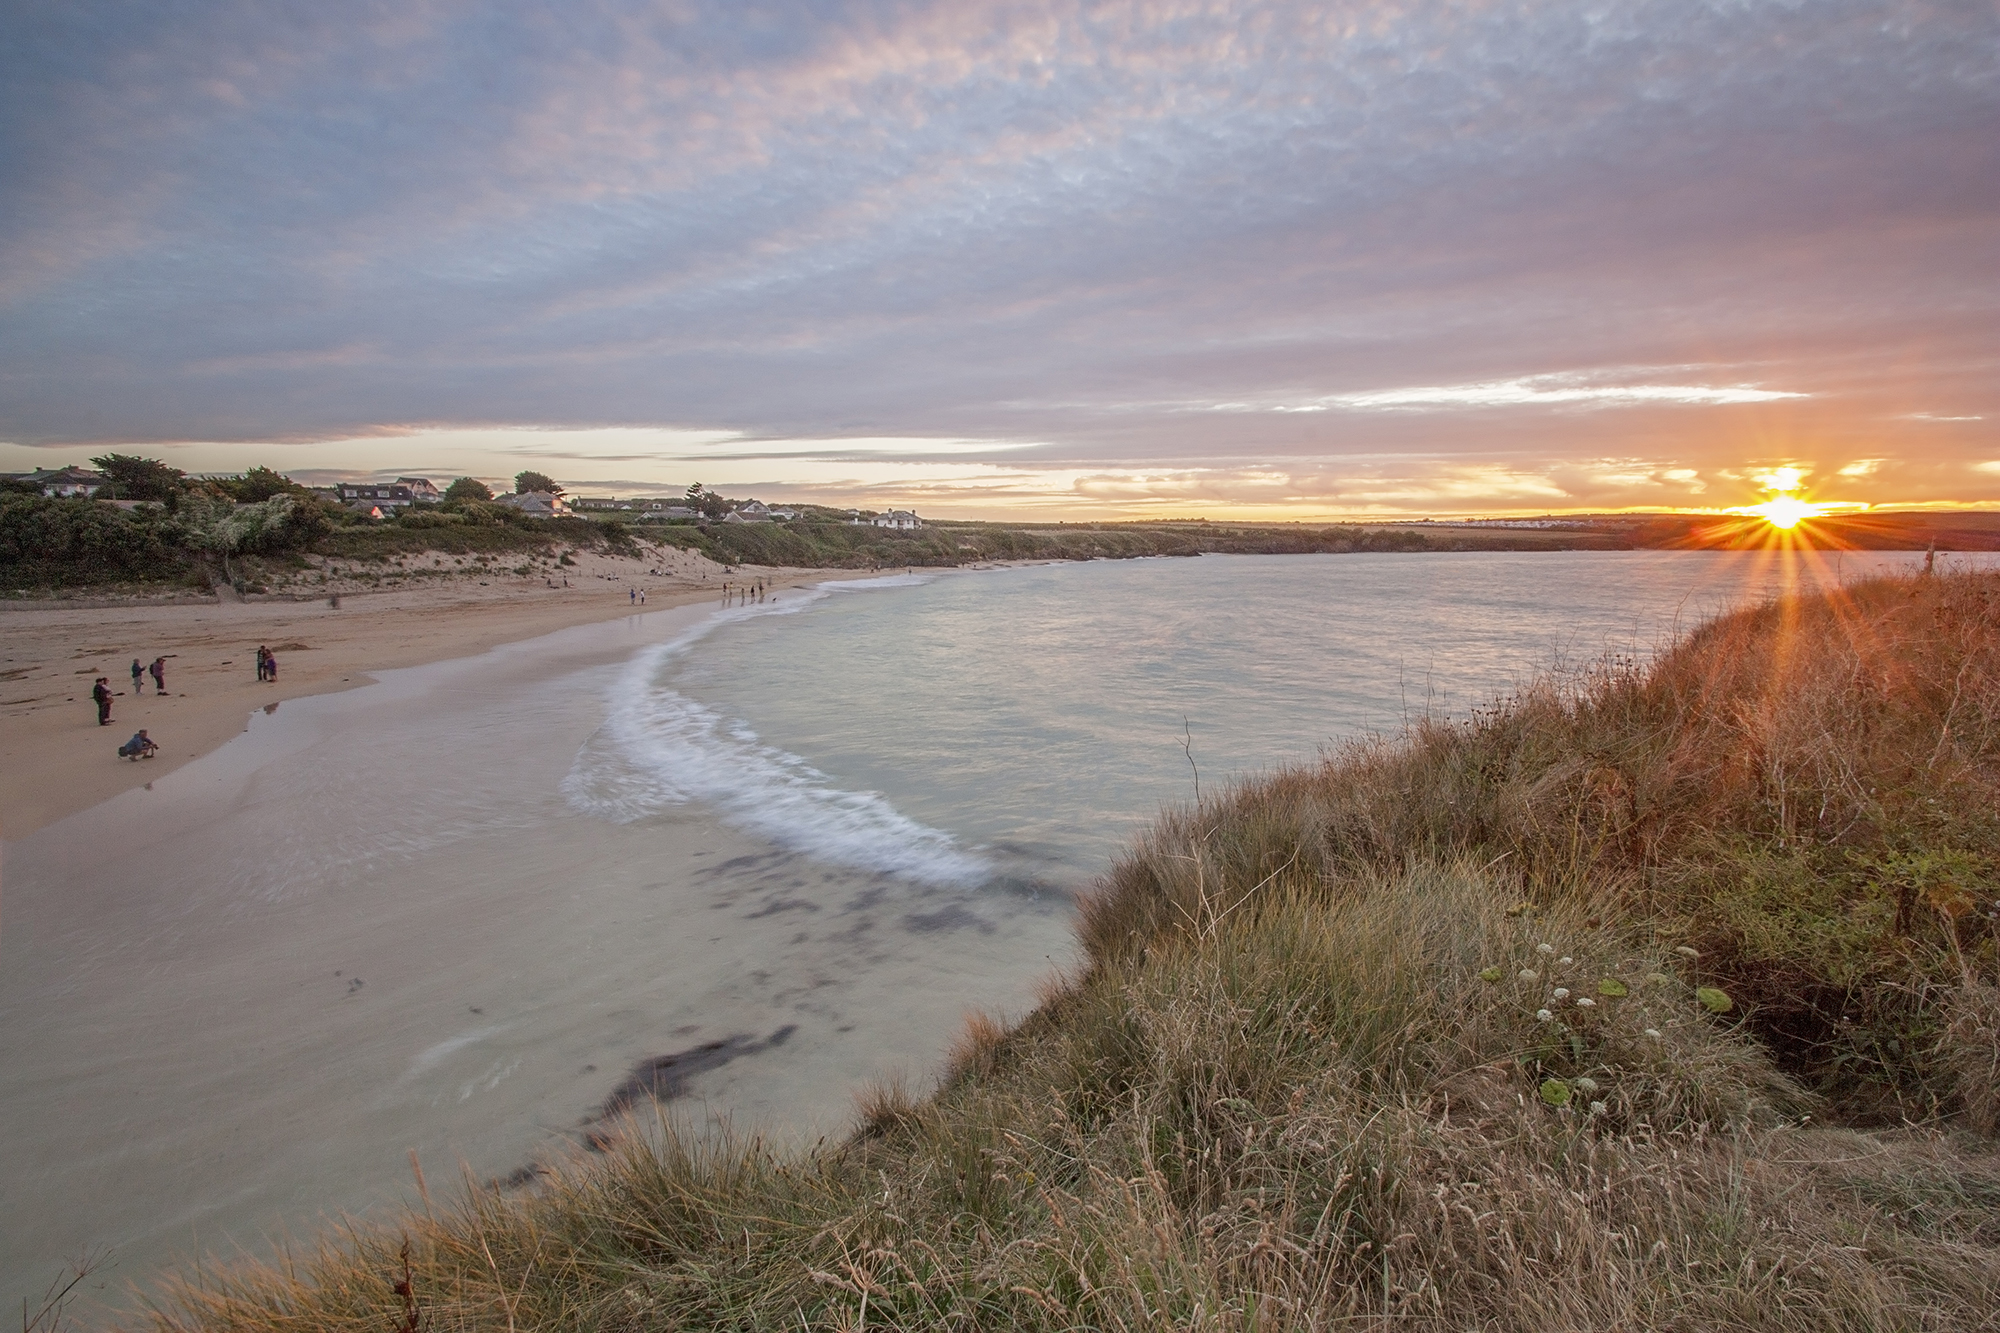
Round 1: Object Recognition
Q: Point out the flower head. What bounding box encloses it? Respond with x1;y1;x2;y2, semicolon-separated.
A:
1537;943;1555;955
1519;969;1539;982
1574;996;1596;1008
1644;1028;1663;1039
1536;1009;1554;1023
1552;987;1570;1000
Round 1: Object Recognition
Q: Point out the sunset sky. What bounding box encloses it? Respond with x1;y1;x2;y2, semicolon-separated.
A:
2;1;1995;519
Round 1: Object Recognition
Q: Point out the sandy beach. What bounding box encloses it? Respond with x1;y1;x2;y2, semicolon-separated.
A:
0;554;1073;1317
0;544;845;841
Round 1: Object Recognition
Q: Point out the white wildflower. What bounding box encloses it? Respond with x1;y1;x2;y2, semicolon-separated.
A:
1552;988;1570;1000
1574;996;1596;1008
1574;1077;1599;1093
1589;1101;1607;1115
1536;1009;1554;1023
1519;969;1540;982
1674;946;1700;958
1557;956;1574;966
1644;1028;1663;1039
1537;943;1555;955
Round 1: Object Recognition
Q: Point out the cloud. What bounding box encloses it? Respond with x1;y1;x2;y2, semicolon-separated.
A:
0;0;1995;511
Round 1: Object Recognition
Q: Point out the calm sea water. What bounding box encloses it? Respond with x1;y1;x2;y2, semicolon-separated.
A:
567;549;1972;890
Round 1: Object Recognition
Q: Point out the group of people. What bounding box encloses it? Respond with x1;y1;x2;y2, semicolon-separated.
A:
93;644;281;761
130;656;168;696
92;657;166;727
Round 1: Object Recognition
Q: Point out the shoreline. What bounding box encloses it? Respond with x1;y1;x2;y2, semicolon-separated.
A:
0;546;865;841
0;566;1074;1314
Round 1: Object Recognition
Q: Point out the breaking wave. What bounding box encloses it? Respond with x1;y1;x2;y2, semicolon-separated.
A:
562;579;990;885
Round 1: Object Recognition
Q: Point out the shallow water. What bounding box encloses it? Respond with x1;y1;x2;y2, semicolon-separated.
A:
582;550;1975;886
0;548;1982;1310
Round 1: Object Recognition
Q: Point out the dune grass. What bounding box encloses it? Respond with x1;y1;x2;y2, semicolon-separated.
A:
134;568;2000;1331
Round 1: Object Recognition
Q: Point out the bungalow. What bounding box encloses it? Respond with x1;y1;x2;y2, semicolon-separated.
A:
496;490;572;517
20;466;105;497
871;509;922;530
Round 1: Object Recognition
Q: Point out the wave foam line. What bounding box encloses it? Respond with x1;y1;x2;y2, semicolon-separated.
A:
562;580;989;886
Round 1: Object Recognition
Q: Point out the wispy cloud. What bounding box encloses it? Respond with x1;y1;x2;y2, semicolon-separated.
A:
0;1;1995;511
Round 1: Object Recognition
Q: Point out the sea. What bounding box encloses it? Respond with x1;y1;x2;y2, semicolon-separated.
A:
0;547;1982;1310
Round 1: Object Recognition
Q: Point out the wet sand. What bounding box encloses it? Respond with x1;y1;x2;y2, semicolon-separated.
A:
0;585;1075;1318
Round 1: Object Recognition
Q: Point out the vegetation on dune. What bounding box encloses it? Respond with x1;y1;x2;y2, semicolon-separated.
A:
125;569;2000;1332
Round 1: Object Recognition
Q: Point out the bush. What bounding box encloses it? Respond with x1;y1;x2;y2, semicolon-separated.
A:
0;494;188;588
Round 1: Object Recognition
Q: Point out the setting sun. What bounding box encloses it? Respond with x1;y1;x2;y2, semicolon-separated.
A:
1745;494;1822;529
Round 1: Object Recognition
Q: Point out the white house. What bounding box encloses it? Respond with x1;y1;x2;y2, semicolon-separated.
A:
871;509;922;530
394;477;442;503
22;466;104;497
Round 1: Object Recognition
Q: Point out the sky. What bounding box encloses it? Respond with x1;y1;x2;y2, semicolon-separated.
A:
1;0;1996;519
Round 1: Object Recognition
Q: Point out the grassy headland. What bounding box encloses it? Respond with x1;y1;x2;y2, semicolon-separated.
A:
100;571;2000;1330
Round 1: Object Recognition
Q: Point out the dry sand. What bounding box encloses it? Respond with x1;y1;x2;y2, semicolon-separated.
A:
0;544;833;840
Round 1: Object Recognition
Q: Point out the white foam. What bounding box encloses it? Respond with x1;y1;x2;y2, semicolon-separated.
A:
563;579;990;886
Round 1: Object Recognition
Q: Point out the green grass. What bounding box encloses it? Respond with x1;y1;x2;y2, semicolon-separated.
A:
124;569;2000;1331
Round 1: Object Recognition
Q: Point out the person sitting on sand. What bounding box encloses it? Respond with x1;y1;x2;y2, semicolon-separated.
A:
92;677;113;726
118;729;158;760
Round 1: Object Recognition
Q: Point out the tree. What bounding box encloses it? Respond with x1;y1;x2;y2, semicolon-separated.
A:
514;471;559;495
443;476;493;503
168;493;306;584
220;466;301;503
91;454;187;502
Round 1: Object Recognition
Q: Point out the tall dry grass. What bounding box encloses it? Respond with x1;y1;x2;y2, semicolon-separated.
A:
134;569;2000;1331
1084;566;2000;1119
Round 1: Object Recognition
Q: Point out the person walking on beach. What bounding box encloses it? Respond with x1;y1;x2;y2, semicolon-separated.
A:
149;657;166;694
92;677;113;725
629;587;636;604
131;658;145;694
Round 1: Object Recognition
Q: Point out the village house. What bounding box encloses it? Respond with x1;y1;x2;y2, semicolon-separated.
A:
11;466;106;497
871;509;922;530
336;481;419;509
495;490;572;517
